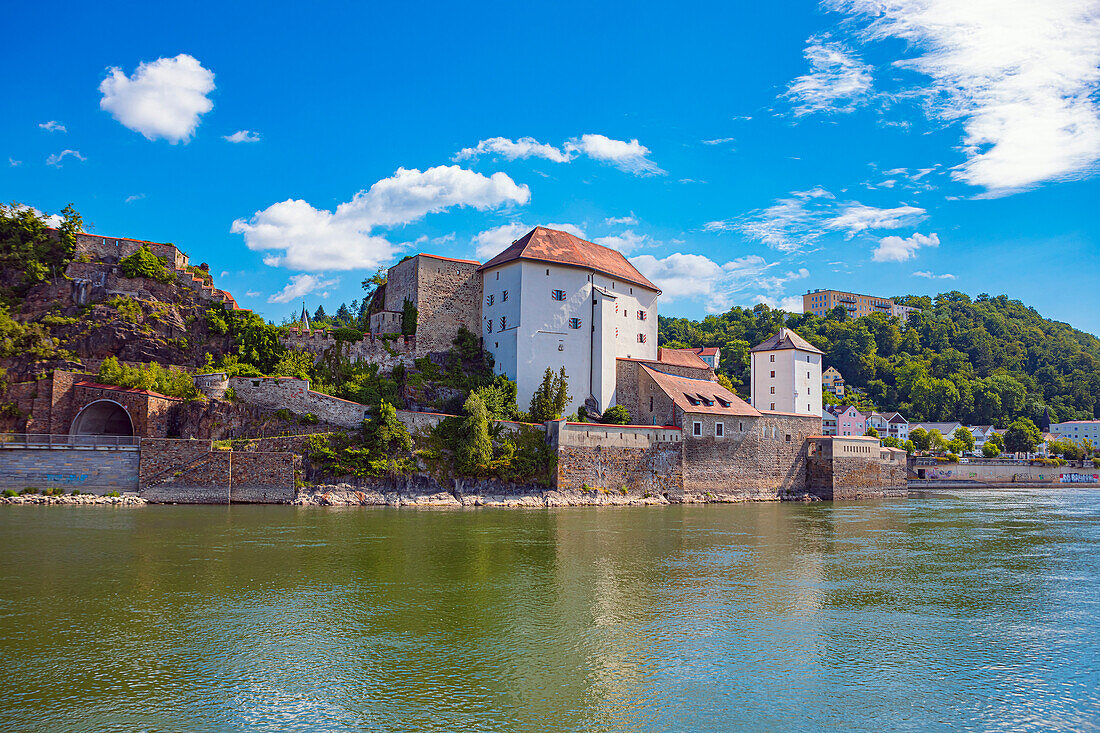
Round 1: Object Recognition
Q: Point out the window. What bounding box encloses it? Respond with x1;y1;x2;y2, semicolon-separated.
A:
693;422;702;437
739;422;744;432
637;310;647;320
546;269;550;276
502;290;509;302
485;320;493;333
495;272;499;280
770;386;775;394
551;289;566;301
637;333;647;343
785;434;791;443
770;370;775;378
770;354;775;362
568;318;581;329
685;393;700;406
770;403;775;410
650;396;654;411
762;427;767;438
499;316;507;330
616;328;619;338
716;422;724;437
807;371;810;379
486;294;494;306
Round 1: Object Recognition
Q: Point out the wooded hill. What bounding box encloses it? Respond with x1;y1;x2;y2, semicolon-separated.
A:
659;294;1100;427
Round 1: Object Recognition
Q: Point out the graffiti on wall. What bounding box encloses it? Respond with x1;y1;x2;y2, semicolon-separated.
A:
1060;473;1099;483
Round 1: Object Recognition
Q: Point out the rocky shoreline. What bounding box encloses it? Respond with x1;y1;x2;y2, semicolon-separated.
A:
1;493;147;506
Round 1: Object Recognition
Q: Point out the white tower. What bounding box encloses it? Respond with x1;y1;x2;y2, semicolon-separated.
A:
749;328;823;415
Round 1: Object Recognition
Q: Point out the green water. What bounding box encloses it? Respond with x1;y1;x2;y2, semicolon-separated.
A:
1;489;1098;732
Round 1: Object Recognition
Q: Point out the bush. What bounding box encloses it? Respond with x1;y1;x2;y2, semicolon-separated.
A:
106;296;143;323
2;489;16;498
600;405;630;424
300;412;319;425
119;245;174;283
70;489;81;496
107;491;121;498
945;452;959;463
223;386;237;402
97;356;199;400
20;487;39;495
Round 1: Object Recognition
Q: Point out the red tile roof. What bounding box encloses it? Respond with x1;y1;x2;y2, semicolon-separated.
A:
478;226;659;292
657;348;711;369
750;327;824;354
641;364;760;417
416;253;481;266
74;381;182;401
693;347;720;356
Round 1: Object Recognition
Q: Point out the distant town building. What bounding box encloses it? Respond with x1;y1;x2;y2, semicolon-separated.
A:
912;422;964;442
749;328;822;416
822;366;845;397
829;405;866;436
690;347;720;370
821;409;838;435
803;289;919;322
969;425;997;454
1051;420;1100;444
867;411;909;442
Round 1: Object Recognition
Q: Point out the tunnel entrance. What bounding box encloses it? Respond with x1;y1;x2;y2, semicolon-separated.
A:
70;400;135;437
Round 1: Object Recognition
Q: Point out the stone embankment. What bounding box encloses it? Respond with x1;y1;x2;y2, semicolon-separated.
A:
1;493;146;506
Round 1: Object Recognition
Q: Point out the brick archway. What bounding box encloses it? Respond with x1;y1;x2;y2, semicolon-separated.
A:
70;399;135;436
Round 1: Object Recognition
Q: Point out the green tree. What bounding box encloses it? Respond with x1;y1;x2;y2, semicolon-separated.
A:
401;297;417;336
456;393;493;475
601;405;630;424
982;441;1000;458
1004;417;1042;455
987;431;1005;452
362;400;413;456
952;426;976;453
909;427;930;451
119;245;173;283
927;429;947;453
902;439;916;455
470;375;518;420
272;349;314;381
864;426;879;438
529;367;571;422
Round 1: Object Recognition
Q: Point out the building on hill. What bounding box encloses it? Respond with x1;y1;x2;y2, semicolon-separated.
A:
912;421;964;441
749;328;822;416
829;405;865;436
866;411;909;442
822;409;838;435
380;253;482;351
1051;420;1100;444
690;347;720;370
803;289;919;322
822;366;845;397
479;226;660;415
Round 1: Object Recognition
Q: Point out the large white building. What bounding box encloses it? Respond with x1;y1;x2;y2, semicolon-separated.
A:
1052;420;1100;445
478;227;660;415
748;328;822;416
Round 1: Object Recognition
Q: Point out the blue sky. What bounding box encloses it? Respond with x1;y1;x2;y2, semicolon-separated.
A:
4;0;1099;333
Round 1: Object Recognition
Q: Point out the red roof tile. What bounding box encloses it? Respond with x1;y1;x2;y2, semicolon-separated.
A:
478;226;659;292
657;348;711;369
641;364;760;417
750;327;824;354
74;381;181;401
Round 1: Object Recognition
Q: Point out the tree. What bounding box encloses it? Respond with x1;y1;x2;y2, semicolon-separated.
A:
864;426;879;438
952;426;976;453
401;297;417;336
362;400;413;456
471;375;518;420
927;429;947;453
456;393;492;475
119;245;173;283
313;304;327;322
987;431;1005;452
982;441;1000;458
1004;417;1042;455
529;367;570;422
601;405;630;424
881;436;901;448
272;349;314;381
909;427;929;451
902;439;916;455
334;303;352;325
948;438;966;455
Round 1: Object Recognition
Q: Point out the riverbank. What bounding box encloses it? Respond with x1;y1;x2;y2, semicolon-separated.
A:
0;493;147;506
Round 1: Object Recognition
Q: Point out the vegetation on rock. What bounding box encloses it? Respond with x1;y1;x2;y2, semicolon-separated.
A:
96;356;199;400
119;245;173;283
0;203;81;307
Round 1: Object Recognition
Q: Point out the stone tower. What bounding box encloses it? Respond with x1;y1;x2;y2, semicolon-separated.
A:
749;328;823;415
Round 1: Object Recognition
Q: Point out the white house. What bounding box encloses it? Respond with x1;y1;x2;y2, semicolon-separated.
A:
1051;420;1100;445
822;409;838;435
749;328;822;416
478;227;660;415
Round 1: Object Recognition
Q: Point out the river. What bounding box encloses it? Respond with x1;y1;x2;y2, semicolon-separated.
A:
1;488;1097;732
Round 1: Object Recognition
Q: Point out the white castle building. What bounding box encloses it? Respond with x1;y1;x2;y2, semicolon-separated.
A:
749;328;823;416
478;227;660;414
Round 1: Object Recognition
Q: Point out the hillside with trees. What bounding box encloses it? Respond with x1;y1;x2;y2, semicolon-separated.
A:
659;295;1100;427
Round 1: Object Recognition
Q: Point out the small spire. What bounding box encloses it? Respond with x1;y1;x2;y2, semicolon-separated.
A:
299;301;311;332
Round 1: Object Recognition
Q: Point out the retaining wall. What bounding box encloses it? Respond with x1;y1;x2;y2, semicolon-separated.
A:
0;448;139;493
138;438;294;503
228;376;370;429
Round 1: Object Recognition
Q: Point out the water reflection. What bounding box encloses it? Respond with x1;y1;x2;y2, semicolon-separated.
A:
1;489;1097;732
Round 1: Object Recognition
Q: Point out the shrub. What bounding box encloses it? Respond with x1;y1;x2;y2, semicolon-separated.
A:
119;245;173;283
600;405;630;425
945;452;959;463
20;487;39;495
70;489;81;496
107;491;121;498
2;489;16;497
456;394;493;476
106;296;143;323
299;412;319;425
97;356;199;400
223;386;237;402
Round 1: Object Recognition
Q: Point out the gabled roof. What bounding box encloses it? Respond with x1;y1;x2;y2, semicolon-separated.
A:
74;380;181;401
750;327;823;354
693;347;720;356
641;364;760;417
478;226;660;292
657;348;710;369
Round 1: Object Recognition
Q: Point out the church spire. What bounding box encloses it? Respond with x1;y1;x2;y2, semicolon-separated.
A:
299;301;311;332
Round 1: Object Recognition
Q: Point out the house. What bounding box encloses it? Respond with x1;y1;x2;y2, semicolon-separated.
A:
822;409;838;435
822;366;845;397
691;347;721;370
969;425;996;454
865;411;909;442
831;405;866;436
749;328;822;416
479;226;660;415
912;422;964;446
1051;420;1100;445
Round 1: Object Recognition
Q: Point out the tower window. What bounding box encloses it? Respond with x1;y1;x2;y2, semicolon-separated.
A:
568;318;581;329
693;422;702;436
770;355;775;363
637;333;646;343
499;316;507;330
502;290;509;302
716;422;724;437
485;320;492;333
486;294;494;306
551;289;566;301
637;310;646;320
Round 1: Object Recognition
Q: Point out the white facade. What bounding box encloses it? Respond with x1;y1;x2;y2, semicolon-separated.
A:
750;345;822;416
480;260;658;415
1052;421;1100;445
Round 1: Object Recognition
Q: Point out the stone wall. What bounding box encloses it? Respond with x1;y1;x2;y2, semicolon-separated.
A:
806;437;908;499
74;233;189;270
228;376;370;429
614;358;718;425
138;438;293;503
280;330;417;372
680;412;819;500
384;254;482;353
0;447;139;493
550;422;684;496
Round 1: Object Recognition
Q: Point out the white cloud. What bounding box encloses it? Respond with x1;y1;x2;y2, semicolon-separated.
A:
2;204;63;226
9;158;21;167
873;232;940;262
244;290;261;298
99;54;215;143
235;165;530;271
707;187;835;253
605;215;638;226
454;136;572;163
631;253;806;312
913;270;956;279
39;121;66;133
268;274;339;304
565;134;665;176
701;137;735;145
224;130;260;143
125;194;145;203
472;221;585;260
785;36;874;115
593;229;649;255
826;0;1100;194
753;294;806;312
456;133;664;176
826;203;926;235
46;149;85;167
